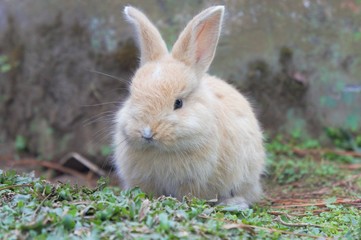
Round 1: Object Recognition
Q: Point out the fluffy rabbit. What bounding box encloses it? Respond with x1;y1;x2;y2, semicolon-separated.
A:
113;5;265;208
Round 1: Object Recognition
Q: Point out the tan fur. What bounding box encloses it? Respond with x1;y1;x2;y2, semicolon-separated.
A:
114;6;265;207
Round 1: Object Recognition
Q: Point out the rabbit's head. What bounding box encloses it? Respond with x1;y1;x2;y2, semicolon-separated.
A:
117;6;224;152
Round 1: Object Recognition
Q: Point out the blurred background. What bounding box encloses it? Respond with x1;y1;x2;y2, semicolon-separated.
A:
0;0;360;184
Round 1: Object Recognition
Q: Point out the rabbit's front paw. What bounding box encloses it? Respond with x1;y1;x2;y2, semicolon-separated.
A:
218;196;249;209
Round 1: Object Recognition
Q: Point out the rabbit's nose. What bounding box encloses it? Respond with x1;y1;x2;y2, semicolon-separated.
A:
142;126;154;141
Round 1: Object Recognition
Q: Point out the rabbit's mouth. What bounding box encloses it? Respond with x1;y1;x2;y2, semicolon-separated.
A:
123;129;162;149
122;124;191;152
132;134;180;152
141;135;157;146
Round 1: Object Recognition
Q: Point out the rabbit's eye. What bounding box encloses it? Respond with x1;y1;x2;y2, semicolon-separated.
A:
174;99;183;110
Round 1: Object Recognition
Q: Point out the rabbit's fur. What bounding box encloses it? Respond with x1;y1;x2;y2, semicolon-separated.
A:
113;6;265;207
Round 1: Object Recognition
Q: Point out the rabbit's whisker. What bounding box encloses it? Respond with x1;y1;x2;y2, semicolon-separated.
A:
81;102;119;107
88;69;130;86
82;111;114;126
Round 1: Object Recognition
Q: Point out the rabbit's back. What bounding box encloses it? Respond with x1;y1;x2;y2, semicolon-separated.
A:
202;75;265;203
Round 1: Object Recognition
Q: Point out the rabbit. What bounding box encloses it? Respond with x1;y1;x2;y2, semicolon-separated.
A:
113;5;265;208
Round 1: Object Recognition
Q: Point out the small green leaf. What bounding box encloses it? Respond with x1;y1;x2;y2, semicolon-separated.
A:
325;197;337;205
219;205;247;212
100;145;112;157
354;31;361;41
0;55;8;64
15;135;27;152
1;64;11;73
62;214;76;230
17;200;24;208
158;212;170;231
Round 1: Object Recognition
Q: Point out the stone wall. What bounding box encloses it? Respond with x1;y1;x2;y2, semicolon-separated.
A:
0;0;360;163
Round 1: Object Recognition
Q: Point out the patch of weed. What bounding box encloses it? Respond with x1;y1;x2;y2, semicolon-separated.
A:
1;168;360;239
1;135;361;238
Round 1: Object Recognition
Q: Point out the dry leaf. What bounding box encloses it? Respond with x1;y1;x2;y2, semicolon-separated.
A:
138;199;150;222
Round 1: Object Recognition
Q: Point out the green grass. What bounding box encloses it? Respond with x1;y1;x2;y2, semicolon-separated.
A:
1;136;361;239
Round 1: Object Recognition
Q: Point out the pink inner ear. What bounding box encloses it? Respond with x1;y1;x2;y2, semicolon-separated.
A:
171;7;223;72
195;23;208;63
194;18;218;66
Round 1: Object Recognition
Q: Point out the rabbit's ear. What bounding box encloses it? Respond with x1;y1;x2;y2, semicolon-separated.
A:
172;6;224;75
124;6;168;66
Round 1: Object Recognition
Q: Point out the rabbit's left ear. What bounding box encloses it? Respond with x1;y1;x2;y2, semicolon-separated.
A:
124;6;168;66
172;6;224;75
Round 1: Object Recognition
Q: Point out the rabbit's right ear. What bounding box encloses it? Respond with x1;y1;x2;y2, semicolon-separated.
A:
124;6;168;66
172;6;224;76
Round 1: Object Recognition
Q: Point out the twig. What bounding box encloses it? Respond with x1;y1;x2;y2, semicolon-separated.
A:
333;174;361;187
199;215;327;239
32;188;55;220
59;152;106;176
340;164;361;170
222;222;324;239
269;207;331;216
272;198;361;208
68;200;92;205
0;183;32;191
293;148;361;158
268;211;307;217
268;189;332;199
267;198;316;204
10;159;88;182
274;216;324;228
272;164;287;182
312;208;330;215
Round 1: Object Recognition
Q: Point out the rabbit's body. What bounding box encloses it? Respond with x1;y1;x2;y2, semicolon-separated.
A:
114;6;265;207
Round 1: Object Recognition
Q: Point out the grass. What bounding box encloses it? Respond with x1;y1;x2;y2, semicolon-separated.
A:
1;136;361;239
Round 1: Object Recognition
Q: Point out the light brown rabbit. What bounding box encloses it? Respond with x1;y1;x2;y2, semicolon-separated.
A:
113;5;265;208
